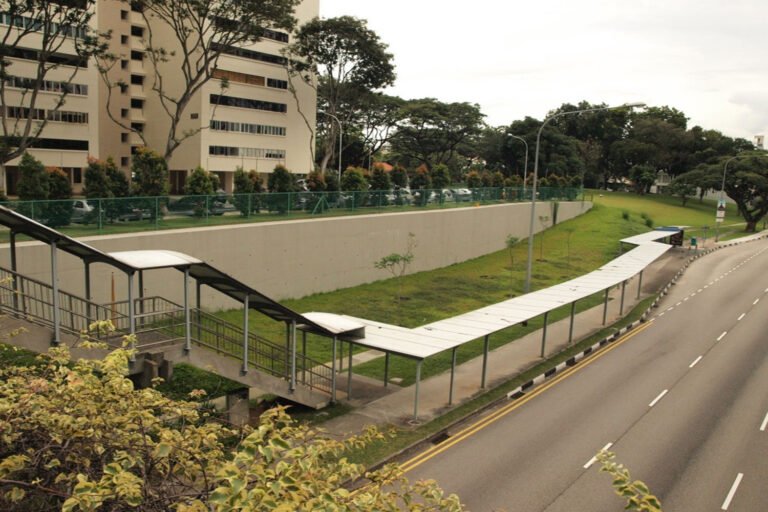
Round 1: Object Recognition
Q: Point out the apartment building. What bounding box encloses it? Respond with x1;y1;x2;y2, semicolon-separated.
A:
1;0;318;195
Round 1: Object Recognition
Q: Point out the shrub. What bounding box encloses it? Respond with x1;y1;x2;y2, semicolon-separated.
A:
369;164;391;206
267;164;296;213
131;147;168;197
390;164;408;188
466;170;482;189
43;167;73;227
622;210;630;220
430;164;450;189
410;165;432;206
16;152;48;201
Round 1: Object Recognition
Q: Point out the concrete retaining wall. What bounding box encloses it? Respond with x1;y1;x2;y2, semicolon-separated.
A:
1;201;592;311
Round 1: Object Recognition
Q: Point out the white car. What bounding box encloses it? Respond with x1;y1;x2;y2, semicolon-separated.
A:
71;199;94;222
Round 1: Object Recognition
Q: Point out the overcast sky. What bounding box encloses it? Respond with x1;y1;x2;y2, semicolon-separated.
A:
319;0;767;142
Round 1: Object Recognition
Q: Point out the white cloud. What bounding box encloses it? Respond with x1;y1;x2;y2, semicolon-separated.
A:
319;0;768;140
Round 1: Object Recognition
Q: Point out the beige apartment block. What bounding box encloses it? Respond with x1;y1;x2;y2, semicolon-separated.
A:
1;0;318;196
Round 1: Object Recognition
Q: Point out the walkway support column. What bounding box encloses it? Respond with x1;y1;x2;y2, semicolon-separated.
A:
84;261;92;325
414;360;423;420
637;271;644;300
138;270;145;327
347;342;353;399
290;320;297;392
10;231;21;315
127;272;136;359
241;296;249;374
540;312;549;358
302;331;307;385
384;352;390;387
481;335;490;388
50;241;61;346
620;280;627;315
602;289;609;325
183;268;191;353
196;281;202;341
331;336;338;403
449;347;457;405
568;301;576;345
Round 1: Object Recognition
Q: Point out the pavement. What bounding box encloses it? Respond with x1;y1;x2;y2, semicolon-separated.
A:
319;242;701;438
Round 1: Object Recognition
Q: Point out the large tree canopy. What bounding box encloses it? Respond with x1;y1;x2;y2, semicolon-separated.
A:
288;15;395;173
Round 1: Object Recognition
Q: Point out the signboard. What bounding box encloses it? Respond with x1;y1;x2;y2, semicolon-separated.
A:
670;231;684;247
716;199;726;223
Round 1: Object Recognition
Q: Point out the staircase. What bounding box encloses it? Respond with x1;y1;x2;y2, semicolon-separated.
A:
0;266;334;408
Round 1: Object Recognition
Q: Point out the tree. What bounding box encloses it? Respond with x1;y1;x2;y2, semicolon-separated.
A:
287;16;395;173
410;165;432;206
340;167;368;207
715;153;768;232
0;330;462;511
369;164;391;206
84;157;131;223
668;175;697;206
374;232;416;324
16;152;48;201
44;166;73;227
0;0;107;178
430;164;451;189
131;147;169;197
630;164;656;195
390;99;484;170
184;166;218;196
505;235;519;294
390;165;408;188
97;0;299;160
233;167;262;217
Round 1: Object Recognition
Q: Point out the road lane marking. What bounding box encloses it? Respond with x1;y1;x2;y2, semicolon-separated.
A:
649;389;668;407
668;307;674;312
721;473;744;510
684;297;690;301
676;302;682;306
738;313;746;321
765;287;768;293
583;442;613;469
658;312;665;317
399;322;655;473
760;412;768;432
698;289;703;293
689;356;703;368
717;331;728;342
753;298;760;305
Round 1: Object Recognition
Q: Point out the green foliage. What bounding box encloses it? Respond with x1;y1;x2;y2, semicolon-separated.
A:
83;157;113;199
597;451;662;511
184;166;219;196
622;210;630;220
44;167;73;227
430;164;451;189
491;171;505;188
267;164;296;193
630;164;657;194
410;165;432;206
341;167;368;192
16;153;48;201
465;170;482;189
0;327;462;511
390;164;408;188
233;167;262;217
374;233;417;323
131;147;169;197
83;158;131;224
370;164;391;191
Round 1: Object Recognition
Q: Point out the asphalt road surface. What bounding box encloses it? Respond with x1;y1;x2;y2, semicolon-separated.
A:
403;239;768;511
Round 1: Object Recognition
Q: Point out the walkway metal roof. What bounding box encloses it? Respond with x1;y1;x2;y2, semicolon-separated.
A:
305;228;679;359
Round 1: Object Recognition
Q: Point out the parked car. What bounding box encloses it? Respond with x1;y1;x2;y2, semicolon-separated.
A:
451;188;472;202
168;196;232;216
71;199;94;223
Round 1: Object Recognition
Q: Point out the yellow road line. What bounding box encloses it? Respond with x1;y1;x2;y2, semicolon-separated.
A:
400;321;654;473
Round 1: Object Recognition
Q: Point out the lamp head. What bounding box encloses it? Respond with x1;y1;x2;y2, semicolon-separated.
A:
622;102;646;108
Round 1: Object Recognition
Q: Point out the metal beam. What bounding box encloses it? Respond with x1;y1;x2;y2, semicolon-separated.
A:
414;360;423;420
10;231;18;313
620;280;627;315
84;261;91;325
449;348;457;405
347;341;353;399
331;336;337;403
602;288;609;325
50;241;61;346
127;272;135;359
196;281;202;342
138;270;145;328
637;271;644;300
301;330;307;385
568;301;576;345
183;268;191;353
481;334;490;388
241;295;249;374
384;352;390;387
540;312;549;358
290;320;297;392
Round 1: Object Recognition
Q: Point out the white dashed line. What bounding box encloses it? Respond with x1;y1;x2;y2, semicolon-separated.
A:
676;302;683;306
717;331;728;342
721;473;744;510
698;289;703;293
760;412;768;432
689;356;703;368
754;298;760;305
738;313;746;321
583;442;613;469
658;312;665;317
684;297;690;302
649;389;669;407
668;307;675;312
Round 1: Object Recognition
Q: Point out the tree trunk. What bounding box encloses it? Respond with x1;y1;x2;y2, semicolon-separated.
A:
746;220;757;232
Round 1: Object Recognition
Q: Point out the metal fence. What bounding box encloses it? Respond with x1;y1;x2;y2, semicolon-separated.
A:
0;186;583;236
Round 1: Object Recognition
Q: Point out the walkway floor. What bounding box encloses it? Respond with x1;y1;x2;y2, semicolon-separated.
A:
320;246;694;438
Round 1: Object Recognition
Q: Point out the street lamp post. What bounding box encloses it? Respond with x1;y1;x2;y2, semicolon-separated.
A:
507;134;529;197
320;112;343;185
714;155;738;242
524;102;646;293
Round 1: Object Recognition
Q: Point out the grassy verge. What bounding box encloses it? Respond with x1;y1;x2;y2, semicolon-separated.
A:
154;363;245;401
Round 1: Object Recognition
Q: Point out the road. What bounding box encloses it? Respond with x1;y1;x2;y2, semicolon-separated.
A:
403;239;768;511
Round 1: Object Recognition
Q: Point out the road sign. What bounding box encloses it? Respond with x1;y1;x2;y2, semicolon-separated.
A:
716;199;726;223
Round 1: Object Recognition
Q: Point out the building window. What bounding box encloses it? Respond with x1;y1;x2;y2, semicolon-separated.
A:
2;46;87;68
130;50;143;61
121;133;129;143
210;120;286;137
190;113;199;119
121;156;130;166
130;98;144;108
120;10;128;20
130;25;144;37
131;122;144;133
3;137;89;151
121;59;129;69
266;78;288;90
4;75;88;95
209;94;286;113
121;35;129;45
130;74;143;85
262;28;289;43
46;110;89;123
211;42;287;66
209;145;285;159
212;68;265;87
119;83;128;94
121;108;129;118
71;167;82;184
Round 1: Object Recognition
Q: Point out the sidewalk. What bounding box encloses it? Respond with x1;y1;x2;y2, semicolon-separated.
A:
321;247;691;438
